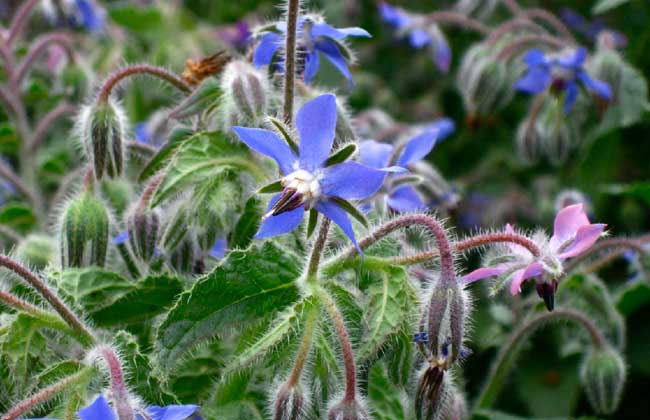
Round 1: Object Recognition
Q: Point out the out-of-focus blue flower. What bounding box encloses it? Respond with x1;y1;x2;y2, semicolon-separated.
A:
253;15;370;88
515;48;612;114
216;21;252;51
359;118;453;213
209;237;227;259
134;122;164;148
112;230;129;245
43;0;105;33
0;179;15;206
77;395;198;420
232;94;388;251
413;332;429;344
378;2;451;72
560;8;627;49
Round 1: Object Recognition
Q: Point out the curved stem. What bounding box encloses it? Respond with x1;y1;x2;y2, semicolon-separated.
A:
282;0;300;123
98;64;192;103
322;291;357;402
424;12;490;35
99;346;133;420
486;18;547;46
0;255;96;345
498;34;568;61
0;159;38;205
137;172;165;210
0;366;95;420
30;103;77;151
7;0;40;45
583;249;629;274
15;32;76;85
306;218;331;281
474;308;606;411
0;39;15;76
564;237;648;272
522;8;576;43
499;0;523;15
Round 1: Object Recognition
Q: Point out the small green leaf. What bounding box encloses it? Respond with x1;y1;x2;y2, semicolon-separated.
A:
325;143;357;166
230;195;263;249
331;197;368;228
257;180;283;194
368;363;407;420
56;268;134;312
268;116;299;154
139;127;194;182
154;242;301;371
306;209;319;239
108;6;163;33
616;281;650;316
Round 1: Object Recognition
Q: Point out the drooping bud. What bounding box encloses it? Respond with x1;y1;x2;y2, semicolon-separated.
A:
15;234;56;269
221;60;268;126
327;398;369;420
126;205;160;263
60;192;110;268
537;100;579;166
516;118;543;165
415;362;451;420
79;99;127;179
426;278;468;367
535;278;558;312
580;346;626;415
167;235;199;274
273;383;306;420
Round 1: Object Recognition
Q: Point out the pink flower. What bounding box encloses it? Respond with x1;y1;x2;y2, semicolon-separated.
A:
465;204;606;296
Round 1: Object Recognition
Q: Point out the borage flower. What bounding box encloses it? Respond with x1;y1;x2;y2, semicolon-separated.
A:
253;15;370;88
515;48;612;114
378;2;451;72
359;118;454;212
560;8;627;49
464;204;606;310
232;94;388;251
43;0;106;33
77;395;197;420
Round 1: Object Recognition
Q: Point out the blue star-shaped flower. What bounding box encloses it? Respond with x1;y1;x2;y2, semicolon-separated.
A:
515;48;612;114
232;94;388;251
378;2;451;72
253;16;370;88
358;118;454;213
560;8;626;49
77;395;198;420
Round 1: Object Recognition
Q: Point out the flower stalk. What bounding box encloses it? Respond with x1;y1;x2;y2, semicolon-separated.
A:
283;0;301;123
97;64;192;103
322;291;357;402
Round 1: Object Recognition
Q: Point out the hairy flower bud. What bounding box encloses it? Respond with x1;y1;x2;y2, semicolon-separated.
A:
415;363;452;420
516;118;543;165
126;205;160;262
15;234;56;269
273;383;305;420
580;346;626;415
327;398;369;420
60;192;110;268
426;279;468;367
79;99;127;179
167;235;200;274
221;60;268;125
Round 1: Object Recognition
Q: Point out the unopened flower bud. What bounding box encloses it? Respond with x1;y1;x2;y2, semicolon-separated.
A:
327;398;369;420
60;192;110;268
537;102;578;166
79;99;127;179
426;279;468;367
273;383;306;420
126;205;160;262
580;346;626;415
516;118;543;165
167;235;199;274
415;363;449;420
15;234;56;269
222;60;268;125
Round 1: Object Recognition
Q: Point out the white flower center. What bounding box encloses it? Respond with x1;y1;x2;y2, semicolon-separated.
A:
282;169;321;206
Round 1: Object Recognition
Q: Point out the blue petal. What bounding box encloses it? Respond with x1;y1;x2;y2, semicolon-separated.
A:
253;32;282;68
310;23;370;40
135;122;150;144
303;49;320;84
358;140;393;169
523;49;547;66
316;40;354;90
314;200;360;253
378;3;410;28
556;48;586;69
515;66;551;94
387;185;426;212
560;8;587;31
209;237;227;259
408;29;431;49
232;127;297;175
296;94;337;171
76;0;104;32
563;81;579;114
428;118;455;141
396;131;438;167
433;36;451;72
113;230;128;245
320;162;387;200
78;395;116;420
146;405;199;420
255;194;305;238
578;71;612;101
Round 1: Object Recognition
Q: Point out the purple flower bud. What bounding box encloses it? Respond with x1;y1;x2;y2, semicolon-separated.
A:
415;364;447;420
327;399;369;420
126;205;160;263
273;383;305;420
535;278;558;311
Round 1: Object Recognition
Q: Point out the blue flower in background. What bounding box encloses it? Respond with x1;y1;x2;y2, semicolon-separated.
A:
253;16;370;88
515;48;611;114
560;8;626;49
216;21;252;51
0;180;15;206
359;118;454;212
209;237;227;259
112;230;129;245
43;0;105;33
232;94;388;251
77;395;198;420
378;2;451;72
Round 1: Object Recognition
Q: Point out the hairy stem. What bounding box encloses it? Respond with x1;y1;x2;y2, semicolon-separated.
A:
0;255;95;345
498;34;568;61
486;18;547;45
0;159;38;205
322;291;357;402
15;32;76;85
564;237;648;272
99;346;133;420
306;218;331;281
7;0;40;45
475;308;606;411
98;64;192;103
0;366;95;420
499;0;523;15
287;309;318;387
522;8;576;43
283;0;300;123
424;11;491;35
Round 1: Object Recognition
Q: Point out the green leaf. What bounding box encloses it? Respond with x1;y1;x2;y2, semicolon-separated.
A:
367;363;407;420
91;275;183;326
155;242;301;370
306;209;319;239
358;266;417;362
108;6;163;33
0;203;36;233
593;0;630;14
152;131;263;206
0;313;46;384
139;127;194;182
616;281;650;316
325;143;357;166
602;182;650;206
56;268;134;313
229;195;263;249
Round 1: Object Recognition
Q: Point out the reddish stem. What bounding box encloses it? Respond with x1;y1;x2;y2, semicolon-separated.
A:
424;11;491;35
498;34;568;61
98;64;192;103
7;0;40;45
522;8;576;43
99;346;134;420
283;0;300;123
323;292;357;402
15;32;76;85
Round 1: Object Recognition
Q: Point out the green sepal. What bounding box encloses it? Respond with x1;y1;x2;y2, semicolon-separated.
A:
331;197;368;228
325;143;357;166
257;180;283;194
268;116;299;154
307;209;319;239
